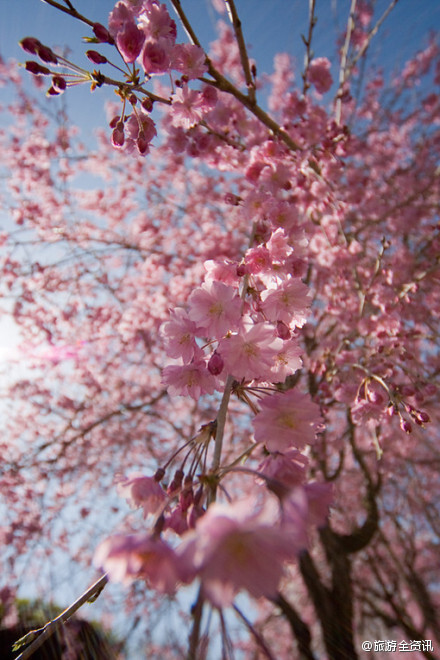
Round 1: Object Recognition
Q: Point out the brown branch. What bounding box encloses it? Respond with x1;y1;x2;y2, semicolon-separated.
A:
225;0;256;103
346;0;399;80
41;0;96;29
170;0;300;151
201;72;301;152
272;593;317;660
335;0;357;124
14;575;108;660
302;0;317;96
169;0;202;47
233;604;277;660
329;411;380;554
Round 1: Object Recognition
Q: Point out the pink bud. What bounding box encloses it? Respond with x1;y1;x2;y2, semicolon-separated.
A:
417;411;430;424
112;122;125;148
25;61;50;75
20;37;42;55
141;97;154;112
93;22;115;45
86;50;108;65
137;133;150;156
52;75;66;93
224;192;240;205
208;352;224;376
37;45;58;64
154;468;166;482
400;419;412;434
168;469;184;495
276;320;291;340
109;115;121;129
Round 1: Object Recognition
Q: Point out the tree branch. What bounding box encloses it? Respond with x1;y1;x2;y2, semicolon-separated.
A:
225;0;256;103
14;575;108;660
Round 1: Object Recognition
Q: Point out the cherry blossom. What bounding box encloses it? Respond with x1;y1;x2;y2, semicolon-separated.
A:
3;0;440;657
187;280;241;338
219;321;283;382
253;389;320;451
162;360;217;398
94;533;180;593
177;496;302;608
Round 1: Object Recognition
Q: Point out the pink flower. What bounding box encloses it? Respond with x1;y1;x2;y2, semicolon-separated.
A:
261;277;310;327
199;84;218;111
219;321;283;382
162;360;217;399
108;2;137;36
271;337;303;381
204;259;240;286
172;44;208;80
116;20;145;63
188;281;241;338
253;390;320;452
139;2;177;43
258;449;308;496
161;307;202;363
177;497;298;607
125;111;157;155
244;245;272;274
141;39;171;75
308;57;333;94
116;472;166;517
94;533;180;593
266;228;293;262
171;86;205;129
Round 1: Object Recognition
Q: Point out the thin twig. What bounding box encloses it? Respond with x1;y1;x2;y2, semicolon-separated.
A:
187;585;205;660
169;0;202;47
233;604;276;660
170;0;300;151
200;73;301;152
335;0;357;124
15;575;108;660
41;0;95;29
225;0;256;103
302;0;317;96
346;0;399;80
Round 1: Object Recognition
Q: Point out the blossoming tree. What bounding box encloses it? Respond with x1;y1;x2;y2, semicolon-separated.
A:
1;0;439;658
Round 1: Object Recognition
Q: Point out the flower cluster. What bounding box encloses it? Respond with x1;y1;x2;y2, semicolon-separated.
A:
161;227;310;397
93;222;329;608
21;1;212;157
95;484;331;607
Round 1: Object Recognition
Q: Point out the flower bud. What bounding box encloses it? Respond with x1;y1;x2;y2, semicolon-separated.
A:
137;133;150;156
224;192;241;205
93;22;115;45
167;469;184;495
208;352;224;376
400;418;412;433
20;37;41;55
86;50;108;65
141;97;154;112
154;467;166;482
25;61;50;75
112;122;125;148
46;86;60;96
236;263;247;277
109;115;121;129
276;320;291;340
37;45;58;64
52;75;66;93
